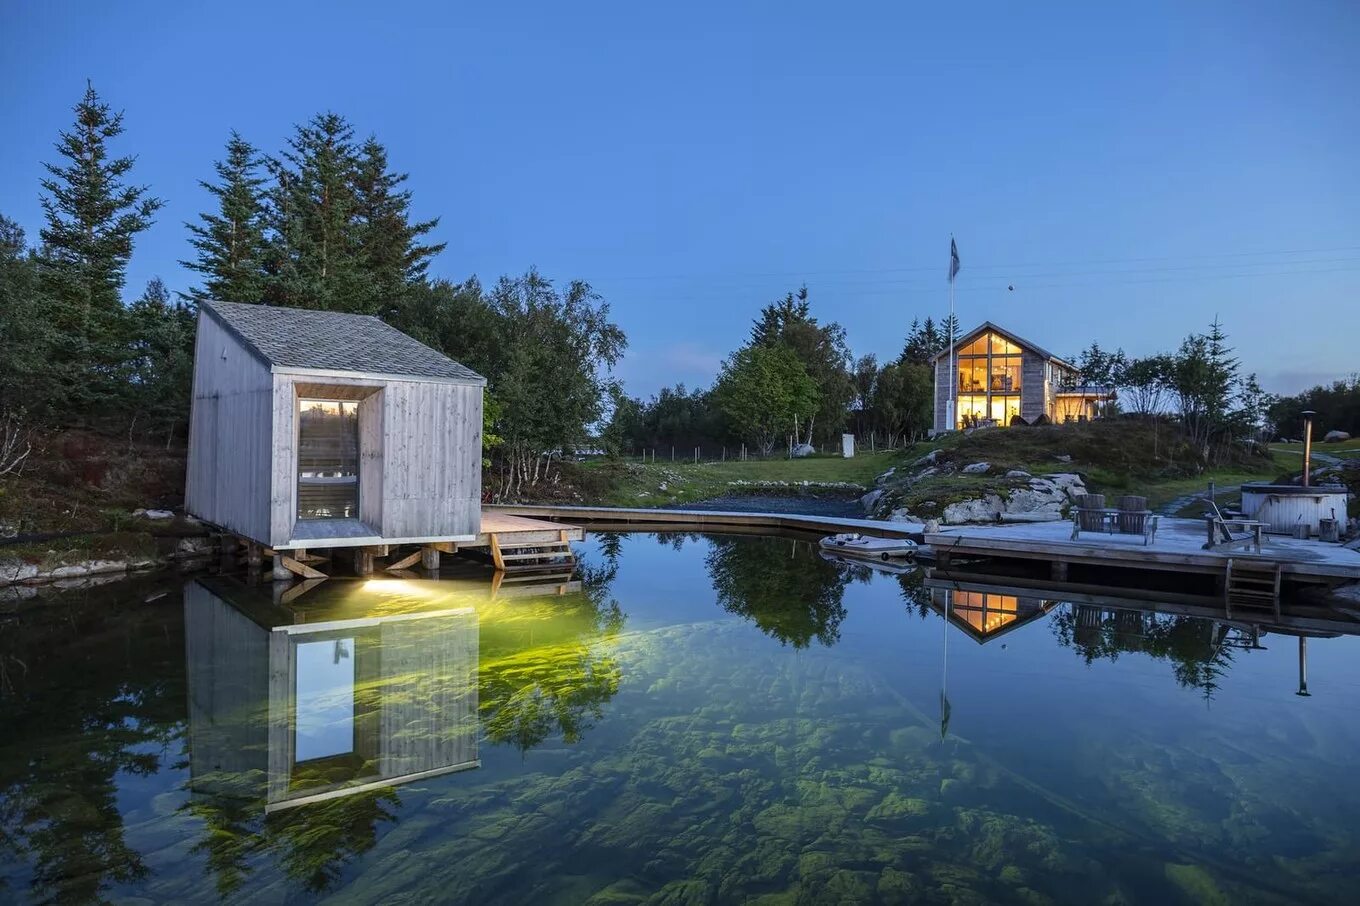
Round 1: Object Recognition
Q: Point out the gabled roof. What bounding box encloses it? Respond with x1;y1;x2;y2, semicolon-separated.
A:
929;321;1073;368
202;301;486;385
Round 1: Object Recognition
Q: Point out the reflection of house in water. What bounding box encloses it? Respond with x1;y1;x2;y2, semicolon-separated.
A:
928;586;1055;643
185;578;480;812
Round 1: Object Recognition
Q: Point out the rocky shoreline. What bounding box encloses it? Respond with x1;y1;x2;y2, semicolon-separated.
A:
858;450;1089;526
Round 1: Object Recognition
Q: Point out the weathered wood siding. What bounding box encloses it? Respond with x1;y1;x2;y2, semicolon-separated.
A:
381;381;483;539
358;390;385;530
269;373;482;545
185;311;275;544
1021;352;1047;423
184;581;270;790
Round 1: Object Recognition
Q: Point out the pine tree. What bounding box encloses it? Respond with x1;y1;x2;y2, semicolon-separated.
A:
127;278;195;445
37;81;163;420
183;131;268;302
353;136;445;315
0;215;58;414
265;113;373;312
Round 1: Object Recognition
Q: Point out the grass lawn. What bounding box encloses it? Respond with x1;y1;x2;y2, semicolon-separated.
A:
1272;439;1360;460
566;450;906;507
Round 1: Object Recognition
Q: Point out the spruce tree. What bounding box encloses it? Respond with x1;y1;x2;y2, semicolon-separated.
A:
265;113;373;312
127;278;195;445
0;215;58;414
353;136;445;314
184;131;268;302
37;81;163;420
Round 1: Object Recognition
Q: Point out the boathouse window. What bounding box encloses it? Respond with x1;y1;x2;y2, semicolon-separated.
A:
298;399;360;520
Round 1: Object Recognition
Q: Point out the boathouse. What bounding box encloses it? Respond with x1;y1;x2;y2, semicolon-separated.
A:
930;322;1116;433
186;301;487;554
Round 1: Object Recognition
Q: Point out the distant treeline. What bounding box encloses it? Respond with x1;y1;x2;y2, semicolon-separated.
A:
0;82;1326;488
0;83;623;492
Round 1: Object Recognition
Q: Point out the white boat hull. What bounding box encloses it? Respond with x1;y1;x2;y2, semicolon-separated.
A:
818;533;917;560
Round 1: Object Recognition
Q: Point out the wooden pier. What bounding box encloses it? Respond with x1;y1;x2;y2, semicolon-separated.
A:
235;508;583;580
922;518;1360;584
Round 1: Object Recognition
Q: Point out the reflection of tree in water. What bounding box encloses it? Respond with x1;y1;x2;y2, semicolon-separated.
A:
895;569;933;618
1051;605;1235;697
478;547;625;753
705;536;851;648
184;780;398;897
0;580;186;904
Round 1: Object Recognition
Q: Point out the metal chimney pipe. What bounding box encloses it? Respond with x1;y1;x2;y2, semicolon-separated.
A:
1301;410;1316;488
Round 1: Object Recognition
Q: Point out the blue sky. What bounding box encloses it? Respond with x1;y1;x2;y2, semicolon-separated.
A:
2;1;1356;397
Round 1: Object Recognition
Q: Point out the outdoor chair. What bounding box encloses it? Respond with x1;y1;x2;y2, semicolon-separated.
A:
1070;494;1111;540
1115;495;1159;546
1200;498;1264;554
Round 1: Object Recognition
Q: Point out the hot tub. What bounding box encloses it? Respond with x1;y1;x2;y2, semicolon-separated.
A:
1240;483;1349;536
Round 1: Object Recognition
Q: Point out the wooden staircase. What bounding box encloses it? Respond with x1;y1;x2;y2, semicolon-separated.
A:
1224;558;1282;619
488;530;577;574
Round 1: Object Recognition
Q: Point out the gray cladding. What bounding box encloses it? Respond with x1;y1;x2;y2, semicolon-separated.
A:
203;300;485;384
187;305;484;548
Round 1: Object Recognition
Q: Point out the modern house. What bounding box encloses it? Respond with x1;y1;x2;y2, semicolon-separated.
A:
186;301;487;555
930;321;1116;434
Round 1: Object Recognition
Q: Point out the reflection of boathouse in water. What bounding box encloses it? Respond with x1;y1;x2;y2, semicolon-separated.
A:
184;578;480;812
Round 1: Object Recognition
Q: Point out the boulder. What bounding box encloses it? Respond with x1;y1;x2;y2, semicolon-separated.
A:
791;443;816;458
912;450;939;468
860;489;885;513
1054;454;1072;463
875;467;897;483
0;560;39;585
943;494;1005;524
176;537;216;556
886;508;923;524
1324;430;1351;443
133;508;175;520
961;462;990;475
1005;470;1032;479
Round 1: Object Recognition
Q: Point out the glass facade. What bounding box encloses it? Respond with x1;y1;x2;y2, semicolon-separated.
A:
953;332;1025;429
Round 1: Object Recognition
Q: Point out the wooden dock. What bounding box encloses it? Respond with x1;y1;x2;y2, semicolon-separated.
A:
239;509;584;580
486;504;925;541
922;518;1360;584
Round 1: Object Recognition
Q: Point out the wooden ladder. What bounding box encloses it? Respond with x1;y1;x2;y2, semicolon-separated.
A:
488;530;577;573
1224;558;1282;620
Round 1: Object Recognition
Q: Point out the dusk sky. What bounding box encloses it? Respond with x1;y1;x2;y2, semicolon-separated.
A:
2;1;1356;398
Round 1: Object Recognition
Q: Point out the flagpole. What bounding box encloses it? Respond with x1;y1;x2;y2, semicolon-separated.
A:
947;236;957;431
948;276;955;430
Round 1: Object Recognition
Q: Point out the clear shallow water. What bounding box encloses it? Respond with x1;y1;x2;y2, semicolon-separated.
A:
1;532;1359;904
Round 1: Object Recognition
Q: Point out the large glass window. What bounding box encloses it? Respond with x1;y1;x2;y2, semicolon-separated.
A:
951;331;1025;428
298;399;359;520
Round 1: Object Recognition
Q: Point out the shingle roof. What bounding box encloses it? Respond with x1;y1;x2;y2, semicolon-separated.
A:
202;301;486;384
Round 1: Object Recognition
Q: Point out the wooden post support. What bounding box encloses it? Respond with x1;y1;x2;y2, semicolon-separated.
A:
421;546;441;570
246;542;264;570
386;549;424;571
272;553;292;581
353;549;375;576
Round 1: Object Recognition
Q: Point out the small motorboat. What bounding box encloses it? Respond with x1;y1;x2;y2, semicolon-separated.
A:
818;532;916;560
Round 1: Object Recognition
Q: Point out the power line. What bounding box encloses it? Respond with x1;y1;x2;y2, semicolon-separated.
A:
623;262;1360;304
590;244;1360;284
